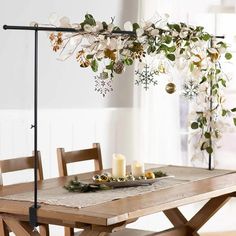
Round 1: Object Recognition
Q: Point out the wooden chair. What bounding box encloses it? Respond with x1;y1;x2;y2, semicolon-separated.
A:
57;143;103;236
0;152;49;236
57;143;103;177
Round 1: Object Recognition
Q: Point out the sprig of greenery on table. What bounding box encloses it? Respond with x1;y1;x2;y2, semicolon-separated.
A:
64;176;110;193
153;170;167;178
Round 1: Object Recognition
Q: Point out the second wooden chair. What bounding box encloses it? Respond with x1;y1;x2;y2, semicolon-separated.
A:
0;151;49;236
57;143;103;236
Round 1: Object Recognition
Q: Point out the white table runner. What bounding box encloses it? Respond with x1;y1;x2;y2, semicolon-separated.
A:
1;166;234;209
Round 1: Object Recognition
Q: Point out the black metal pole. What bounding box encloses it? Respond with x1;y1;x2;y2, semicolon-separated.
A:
208;36;224;170
34;25;38;210
29;24;40;229
3;24;136;35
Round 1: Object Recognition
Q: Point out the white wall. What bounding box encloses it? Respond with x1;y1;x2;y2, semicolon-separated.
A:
0;108;134;183
0;0;138;109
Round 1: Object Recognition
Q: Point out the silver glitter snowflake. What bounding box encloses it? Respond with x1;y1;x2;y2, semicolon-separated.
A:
135;65;158;90
95;72;113;97
182;79;199;100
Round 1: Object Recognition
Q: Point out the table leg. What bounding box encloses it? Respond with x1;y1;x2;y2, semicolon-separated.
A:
187;194;230;233
161;194;232;235
0;217;9;236
163;208;187;226
2;216;40;236
39;224;50;236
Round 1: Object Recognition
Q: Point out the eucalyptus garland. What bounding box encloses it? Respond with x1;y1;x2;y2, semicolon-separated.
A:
48;13;236;162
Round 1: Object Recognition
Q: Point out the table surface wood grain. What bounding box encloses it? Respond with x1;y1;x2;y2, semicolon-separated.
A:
0;164;236;228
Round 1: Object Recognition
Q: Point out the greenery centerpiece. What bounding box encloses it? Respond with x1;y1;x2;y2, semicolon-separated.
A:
65;170;167;192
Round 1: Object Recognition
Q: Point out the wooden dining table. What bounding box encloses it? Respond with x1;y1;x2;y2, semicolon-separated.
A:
0;164;236;236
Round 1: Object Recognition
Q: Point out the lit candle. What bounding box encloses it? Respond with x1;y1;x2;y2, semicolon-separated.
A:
131;161;145;177
112;154;126;178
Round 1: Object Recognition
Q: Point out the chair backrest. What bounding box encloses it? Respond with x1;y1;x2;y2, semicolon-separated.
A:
57;143;103;177
0;151;44;187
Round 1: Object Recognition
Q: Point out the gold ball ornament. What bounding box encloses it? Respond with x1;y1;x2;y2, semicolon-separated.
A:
145;171;155;179
165;82;176;94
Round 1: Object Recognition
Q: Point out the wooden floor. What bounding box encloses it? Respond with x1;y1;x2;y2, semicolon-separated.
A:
201;232;236;236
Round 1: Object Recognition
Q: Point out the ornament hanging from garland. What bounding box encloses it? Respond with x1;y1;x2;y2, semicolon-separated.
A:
94;72;113;97
182;79;199;100
113;60;125;74
165;82;176;94
135;65;158;90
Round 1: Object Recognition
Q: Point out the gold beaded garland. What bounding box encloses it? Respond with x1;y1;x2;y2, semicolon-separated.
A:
165;82;176;94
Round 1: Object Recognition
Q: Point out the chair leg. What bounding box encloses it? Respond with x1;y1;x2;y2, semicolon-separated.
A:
65;226;74;236
0;217;9;236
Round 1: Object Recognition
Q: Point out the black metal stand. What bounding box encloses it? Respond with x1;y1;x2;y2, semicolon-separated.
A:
3;24;135;228
208;36;224;170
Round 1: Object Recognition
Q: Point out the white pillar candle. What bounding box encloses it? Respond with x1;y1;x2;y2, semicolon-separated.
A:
112;154;126;178
131;161;145;177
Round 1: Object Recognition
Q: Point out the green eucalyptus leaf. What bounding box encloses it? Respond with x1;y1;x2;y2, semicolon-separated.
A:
212;89;218;96
201;142;207;150
217;41;227;48
113;26;121;31
86;54;94;59
231;108;236;112
148;45;156;53
102;21;108;30
206;146;213;154
167;23;181;32
200;76;207;84
204;132;211;139
159;44;166;50
234;118;236;126
84;14;96;26
222;109;228;116
85;14;94;20
201;33;211;41
163;35;172;44
225;52;232;60
106;61;115;70
133;23;140;31
168;46;176;52
191;122;199;129
91;59;98;72
166;54;175;61
191;38;198;42
180;48;185;54
185;41;190;46
212;84;219;90
196;26;204;32
190;63;194;72
124;58;133;66
220;79;226;87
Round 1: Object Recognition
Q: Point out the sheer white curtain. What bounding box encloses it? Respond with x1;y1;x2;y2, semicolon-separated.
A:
132;0;182;165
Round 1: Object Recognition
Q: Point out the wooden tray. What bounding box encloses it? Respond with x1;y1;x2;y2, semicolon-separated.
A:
92;175;174;188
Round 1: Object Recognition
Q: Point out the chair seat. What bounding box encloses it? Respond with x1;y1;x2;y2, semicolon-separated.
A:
75;228;154;236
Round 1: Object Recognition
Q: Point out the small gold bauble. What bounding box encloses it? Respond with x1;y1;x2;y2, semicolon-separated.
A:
145;171;155;179
165;82;176;94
